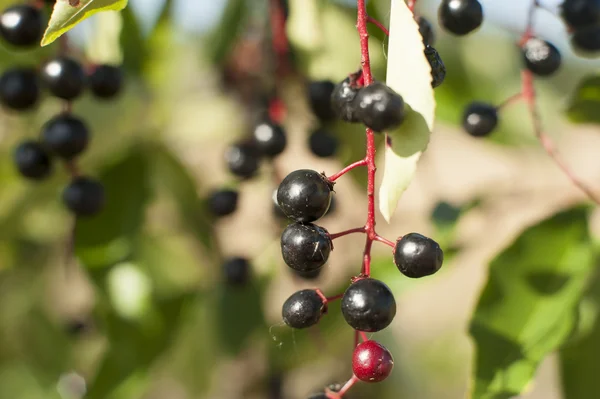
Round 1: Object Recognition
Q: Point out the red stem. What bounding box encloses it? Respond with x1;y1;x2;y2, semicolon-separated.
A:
269;0;290;77
496;92;523;110
407;0;416;12
328;159;367;182
326;375;360;399
354;330;360;347
359;331;369;342
367;16;389;36
329;227;366;240
374;235;395;248
326;293;344;302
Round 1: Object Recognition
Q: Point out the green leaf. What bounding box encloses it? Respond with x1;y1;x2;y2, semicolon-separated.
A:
567;75;600;124
469;208;595;399
205;0;248;65
75;146;151;268
84;10;123;65
119;6;146;73
41;0;129;46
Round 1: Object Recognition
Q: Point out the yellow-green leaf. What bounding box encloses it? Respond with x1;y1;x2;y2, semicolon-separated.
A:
41;0;128;47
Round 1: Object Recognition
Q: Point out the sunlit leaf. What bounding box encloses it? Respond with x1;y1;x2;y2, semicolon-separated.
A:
84;11;123;65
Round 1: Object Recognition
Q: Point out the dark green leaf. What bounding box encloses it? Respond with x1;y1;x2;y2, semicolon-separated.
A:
120;6;146;73
469;208;595;399
567;75;600;124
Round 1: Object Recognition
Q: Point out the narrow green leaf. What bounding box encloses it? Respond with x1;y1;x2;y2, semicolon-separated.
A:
205;0;247;65
567;75;600;124
469;208;595;399
41;0;129;47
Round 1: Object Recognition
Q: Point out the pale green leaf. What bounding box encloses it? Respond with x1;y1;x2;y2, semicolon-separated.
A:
379;0;435;223
469;208;595;399
41;0;129;47
286;0;323;52
84;11;123;65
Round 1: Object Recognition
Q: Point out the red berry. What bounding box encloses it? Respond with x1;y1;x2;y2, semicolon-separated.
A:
352;340;394;383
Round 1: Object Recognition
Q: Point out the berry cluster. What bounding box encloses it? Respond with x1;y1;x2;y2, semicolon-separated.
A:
0;2;124;217
561;0;600;54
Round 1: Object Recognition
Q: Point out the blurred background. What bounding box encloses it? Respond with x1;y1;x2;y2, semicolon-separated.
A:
0;0;599;398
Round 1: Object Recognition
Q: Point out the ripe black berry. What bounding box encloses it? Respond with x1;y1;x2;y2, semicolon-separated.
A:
438;0;483;36
522;38;562;76
393;233;444;278
252;120;287;157
0;5;43;47
63;177;105;217
41;57;86;100
331;77;361;123
280;223;332;272
462;102;498;137
341;278;396;332
42;114;90;159
424;45;446;88
282;289;325;329
222;257;251;286
293;267;323;280
277;169;333;222
417;16;435;46
208;189;238;217
0;67;40;110
14;141;52;180
89;64;123;99
355;82;405;132
571;25;600;54
308;80;336;121
352;340;394;383
308;129;338;158
225;141;261;179
561;0;600;29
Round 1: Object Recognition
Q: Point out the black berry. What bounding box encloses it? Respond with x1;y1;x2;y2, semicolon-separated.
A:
308;129;338;158
293;267;323;280
561;0;600;29
0;67;40;110
331;77;361;123
323;195;337;217
208;189;239;217
42;114;90;159
280;222;332;272
222;257;251;286
438;0;483;36
225;141;261;179
276;169;333;222
393;233;444;278
308;80;336;121
355;82;405;132
462;102;498;137
63;177;105;217
417;16;435;46
352;340;394;383
252;120;287;157
424;45;446;88
282;289;325;329
0;5;43;47
13;140;52;180
522;38;562;76
41;57;86;100
571;25;600;54
341;278;396;332
89;64;123;99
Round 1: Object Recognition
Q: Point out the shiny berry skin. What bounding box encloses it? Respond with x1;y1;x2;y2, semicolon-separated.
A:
331;77;361;123
352;340;394;383
276;169;333;223
438;0;483;36
0;5;43;47
225;141;261;179
42;114;90;159
425;45;446;88
561;0;600;29
417;16;435;46
208;189;238;217
282;289;325;329
222;257;251;286
571;25;600;54
13;141;52;180
89;64;123;99
280;223;332;272
522;38;562;76
462;102;498;137
308;80;336;121
308;129;338;158
341;278;396;332
394;233;444;278
252;120;287;157
41;57;86;100
355;82;405;133
0;67;40;110
63;177;105;217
